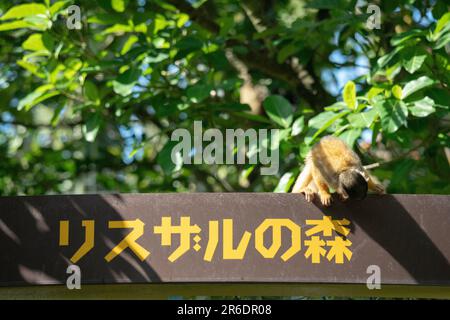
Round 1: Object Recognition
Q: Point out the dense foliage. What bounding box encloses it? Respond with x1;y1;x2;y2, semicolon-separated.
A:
0;0;449;195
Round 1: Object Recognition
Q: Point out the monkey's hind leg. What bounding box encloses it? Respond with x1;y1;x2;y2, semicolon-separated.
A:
292;161;315;202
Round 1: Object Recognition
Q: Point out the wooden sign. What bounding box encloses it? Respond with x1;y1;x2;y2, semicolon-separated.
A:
0;193;449;298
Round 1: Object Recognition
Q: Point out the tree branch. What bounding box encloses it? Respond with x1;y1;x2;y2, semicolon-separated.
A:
163;0;333;110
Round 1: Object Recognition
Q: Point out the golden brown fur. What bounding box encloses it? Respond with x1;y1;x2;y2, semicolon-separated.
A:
292;136;384;206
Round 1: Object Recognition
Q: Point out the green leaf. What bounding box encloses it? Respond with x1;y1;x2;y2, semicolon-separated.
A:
385;62;402;80
279;128;291;141
305;111;349;144
390;29;424;46
433;32;450;49
324;101;347;112
274;172;295;193
157;141;183;175
262;95;293;128
240;165;256;182
152;16;168;34
83;113;101;142
433;12;450;37
174;36;203;59
371;121;380;146
144;53;169;64
375;99;408;134
23;14;51;30
299;143;311;159
392;85;403;100
291;116;305;136
0;3;47;20
176;13;190;28
26;91;59;111
16;59;45;78
377;46;403;69
186;84;211;103
409;97;436;117
102;23;133;34
308;111;337;130
112;67;141;96
22;33;46;52
111;0;128;13
50;104;65;126
18;84;55;110
343;81;357;109
367;87;385;101
42;32;55;51
121;35;138;55
402;47;427;74
155;103;178;117
0;20;31;31
49;1;69;16
84;81;100;104
338;129;362;148
347;108;378;128
402;76;434;99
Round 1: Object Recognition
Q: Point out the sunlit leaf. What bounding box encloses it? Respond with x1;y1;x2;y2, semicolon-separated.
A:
0;20;31;31
392;85;403;100
433;12;450;38
343;81;357;110
0;3;47;20
402;76;434;99
409;97;436;117
18;84;56;110
121;35;138;55
22;33;46;52
291;116;305;136
50;1;69;16
111;0;128;13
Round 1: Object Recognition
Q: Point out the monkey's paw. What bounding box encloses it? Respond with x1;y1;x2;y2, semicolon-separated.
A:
300;188;315;203
319;193;332;207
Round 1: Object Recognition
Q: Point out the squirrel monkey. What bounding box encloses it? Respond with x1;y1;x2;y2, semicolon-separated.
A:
292;136;385;206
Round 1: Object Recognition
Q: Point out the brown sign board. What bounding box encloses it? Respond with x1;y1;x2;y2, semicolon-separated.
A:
0;193;449;298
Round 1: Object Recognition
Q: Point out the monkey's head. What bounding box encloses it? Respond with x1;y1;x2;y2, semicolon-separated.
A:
338;169;368;200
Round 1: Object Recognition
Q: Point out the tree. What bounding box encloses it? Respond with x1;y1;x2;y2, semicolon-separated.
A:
0;0;449;195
